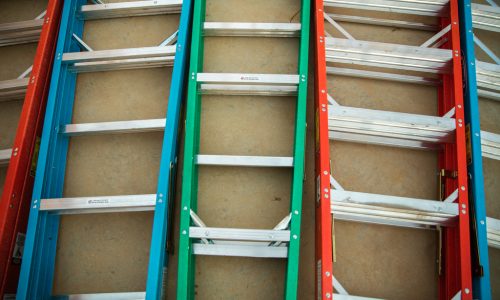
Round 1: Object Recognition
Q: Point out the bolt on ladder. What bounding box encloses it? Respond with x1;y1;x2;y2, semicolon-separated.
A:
459;0;500;299
16;0;193;298
176;0;310;299
314;0;473;299
0;1;62;298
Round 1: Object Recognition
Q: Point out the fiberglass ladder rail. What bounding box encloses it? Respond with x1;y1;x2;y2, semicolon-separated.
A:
0;11;46;167
314;0;473;299
460;1;500;298
176;0;310;298
16;0;192;299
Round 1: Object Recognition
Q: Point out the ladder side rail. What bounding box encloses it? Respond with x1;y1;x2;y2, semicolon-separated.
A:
145;0;194;298
177;0;206;298
0;0;63;296
284;0;310;298
459;0;492;298
440;1;473;299
16;0;86;298
314;0;334;299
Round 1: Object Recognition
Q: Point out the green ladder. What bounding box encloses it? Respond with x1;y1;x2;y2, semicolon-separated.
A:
176;0;311;299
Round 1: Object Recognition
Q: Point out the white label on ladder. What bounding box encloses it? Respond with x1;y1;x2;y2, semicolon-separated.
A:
12;232;26;263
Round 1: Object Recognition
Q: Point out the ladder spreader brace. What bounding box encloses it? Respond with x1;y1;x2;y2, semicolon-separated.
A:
176;0;310;299
315;0;473;299
16;0;193;298
459;0;500;298
0;1;62;297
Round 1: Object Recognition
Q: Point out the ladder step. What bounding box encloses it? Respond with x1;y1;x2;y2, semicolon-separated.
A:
80;0;182;20
327;67;440;86
487;217;500;249
195;155;294;167
39;194;156;214
326;13;439;31
328;105;456;149
0;78;28;101
472;3;500;33
481;130;500;161
62;46;176;73
59;291;146;299
0;19;43;47
203;22;301;37
190;227;290;242
331;189;459;229
0;148;12;166
476;61;500;101
197;73;300;85
325;37;452;74
62;119;166;136
199;84;297;96
324;0;449;17
192;243;288;258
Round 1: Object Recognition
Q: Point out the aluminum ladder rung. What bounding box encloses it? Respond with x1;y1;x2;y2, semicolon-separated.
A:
0;78;28;101
199;84;297;96
189;227;291;242
0;19;43;46
195;155;294;167
325;13;439;31
62;46;176;73
481;130;500;160
0;148;12;166
326;67;441;86
56;292;146;299
203;22;301;37
192;243;288;258
331;189;459;229
476;61;500;101
39;194;156;214
324;0;449;17
80;0;182;20
472;3;500;33
328;105;456;149
62;119;166;136
325;37;452;74
487;217;500;249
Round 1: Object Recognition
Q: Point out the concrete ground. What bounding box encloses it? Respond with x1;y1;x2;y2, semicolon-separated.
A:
1;0;498;299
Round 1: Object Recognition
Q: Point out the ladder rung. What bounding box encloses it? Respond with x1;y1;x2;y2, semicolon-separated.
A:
192;243;288;258
487;217;500;249
324;0;449;17
190;227;290;242
39;194;156;214
333;294;382;300
0;148;12;166
60;291;146;299
197;73;300;85
326;67;440;86
80;0;182;20
328;105;456;149
62;46;176;72
0;19;43;47
195;155;294;167
472;3;500;33
62;119;166;136
331;189;459;229
0;78;28;101
476;61;500;101
325;37;452;74
326;13;439;31
203;22;301;37
199;84;297;96
481;130;500;161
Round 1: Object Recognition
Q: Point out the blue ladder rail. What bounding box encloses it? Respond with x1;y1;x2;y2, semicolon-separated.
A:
16;0;193;299
458;0;494;299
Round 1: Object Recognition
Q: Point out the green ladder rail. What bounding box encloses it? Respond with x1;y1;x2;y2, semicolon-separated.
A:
176;0;311;299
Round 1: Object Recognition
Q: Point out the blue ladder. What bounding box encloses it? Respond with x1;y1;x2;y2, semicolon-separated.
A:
16;0;193;298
